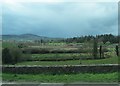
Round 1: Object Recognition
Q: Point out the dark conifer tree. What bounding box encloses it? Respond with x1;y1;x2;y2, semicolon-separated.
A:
116;45;119;56
93;38;98;59
99;45;102;59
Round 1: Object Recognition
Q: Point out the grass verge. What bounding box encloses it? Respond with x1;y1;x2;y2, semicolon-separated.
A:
2;72;118;83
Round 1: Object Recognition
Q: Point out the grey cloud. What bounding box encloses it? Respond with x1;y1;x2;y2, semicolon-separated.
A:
2;2;118;37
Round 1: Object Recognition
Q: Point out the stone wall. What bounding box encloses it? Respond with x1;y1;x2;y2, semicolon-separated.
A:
2;64;119;74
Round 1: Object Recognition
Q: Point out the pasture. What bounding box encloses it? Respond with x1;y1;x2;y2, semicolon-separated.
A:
16;56;118;66
2;38;119;83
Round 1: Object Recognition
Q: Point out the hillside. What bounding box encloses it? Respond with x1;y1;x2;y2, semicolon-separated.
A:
1;34;56;41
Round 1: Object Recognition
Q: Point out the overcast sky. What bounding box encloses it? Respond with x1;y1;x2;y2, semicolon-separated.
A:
2;1;118;38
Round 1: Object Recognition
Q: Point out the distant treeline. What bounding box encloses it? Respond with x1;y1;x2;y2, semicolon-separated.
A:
3;34;119;44
62;34;119;44
33;34;119;44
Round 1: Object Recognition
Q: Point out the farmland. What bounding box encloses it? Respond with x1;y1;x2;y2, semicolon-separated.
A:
2;34;119;83
16;56;118;66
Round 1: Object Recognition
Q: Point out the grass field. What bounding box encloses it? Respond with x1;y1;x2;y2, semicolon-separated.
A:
16;56;118;66
2;72;118;83
30;53;92;61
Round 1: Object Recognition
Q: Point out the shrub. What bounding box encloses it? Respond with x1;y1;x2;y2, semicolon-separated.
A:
2;48;13;64
10;48;23;64
20;54;32;61
2;47;31;64
22;48;50;54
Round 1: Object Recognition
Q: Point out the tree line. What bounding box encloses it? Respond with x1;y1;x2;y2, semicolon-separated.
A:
63;34;119;43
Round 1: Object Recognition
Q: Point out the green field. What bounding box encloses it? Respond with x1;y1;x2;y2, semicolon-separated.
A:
3;41;118;65
16;56;118;66
30;53;92;61
2;34;119;83
2;72;118;83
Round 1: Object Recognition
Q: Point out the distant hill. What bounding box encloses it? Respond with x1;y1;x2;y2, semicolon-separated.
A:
1;34;60;41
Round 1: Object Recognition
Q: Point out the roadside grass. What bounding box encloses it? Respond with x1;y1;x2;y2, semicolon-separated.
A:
16;56;118;66
2;72;118;83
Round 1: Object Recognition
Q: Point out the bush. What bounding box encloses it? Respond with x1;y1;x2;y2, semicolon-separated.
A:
2;47;31;64
22;48;93;54
20;54;32;61
22;48;50;54
10;48;23;64
2;48;13;64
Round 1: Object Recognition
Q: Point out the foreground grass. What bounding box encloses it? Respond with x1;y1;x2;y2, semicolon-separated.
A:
16;56;118;66
2;72;118;83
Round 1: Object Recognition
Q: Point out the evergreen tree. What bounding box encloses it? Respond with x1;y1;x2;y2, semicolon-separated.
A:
115;45;119;56
99;45;102;59
93;38;98;59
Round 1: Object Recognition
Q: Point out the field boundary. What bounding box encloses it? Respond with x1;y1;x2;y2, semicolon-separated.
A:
1;83;120;86
2;64;119;74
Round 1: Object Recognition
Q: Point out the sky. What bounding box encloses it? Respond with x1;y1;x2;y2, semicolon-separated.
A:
2;0;118;38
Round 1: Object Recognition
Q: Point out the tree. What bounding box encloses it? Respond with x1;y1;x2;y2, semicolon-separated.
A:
93;38;98;59
18;43;24;48
2;47;23;64
115;45;119;56
2;48;13;64
99;45;102;59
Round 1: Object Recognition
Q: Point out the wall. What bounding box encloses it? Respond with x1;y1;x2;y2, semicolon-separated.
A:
2;64;119;74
